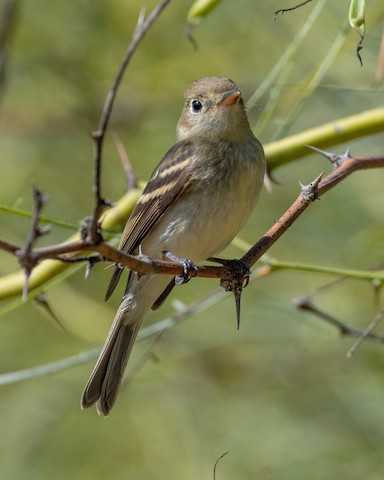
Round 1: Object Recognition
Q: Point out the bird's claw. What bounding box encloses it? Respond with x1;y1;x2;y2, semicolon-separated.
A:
162;250;197;285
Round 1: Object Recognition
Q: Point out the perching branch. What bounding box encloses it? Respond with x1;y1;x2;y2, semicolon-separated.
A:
1;152;383;297
0;0;382;319
1;103;383;302
240;152;384;269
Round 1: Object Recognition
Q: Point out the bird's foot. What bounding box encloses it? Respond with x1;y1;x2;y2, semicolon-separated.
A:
162;250;198;285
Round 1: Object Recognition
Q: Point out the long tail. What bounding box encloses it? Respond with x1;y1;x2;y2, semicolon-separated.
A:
81;273;169;416
80;302;143;416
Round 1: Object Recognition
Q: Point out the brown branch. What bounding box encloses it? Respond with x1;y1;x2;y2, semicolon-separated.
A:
88;0;172;242
15;188;50;300
2;153;382;293
295;297;384;345
112;131;138;190
1;0;380;307
0;238;18;255
347;305;384;357
241;154;384;270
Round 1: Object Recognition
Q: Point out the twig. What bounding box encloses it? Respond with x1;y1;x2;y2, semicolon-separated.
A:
0;285;234;386
356;37;364;67
241;154;384;270
294;297;384;344
88;0;172;242
15;188;50;300
347;306;384;357
0;238;18;255
274;0;313;20
1;153;384;295
0;0;174;296
0;347;102;386
35;293;66;331
213;451;229;480
112;131;138;190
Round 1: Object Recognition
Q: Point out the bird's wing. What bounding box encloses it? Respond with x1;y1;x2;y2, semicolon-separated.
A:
105;141;195;300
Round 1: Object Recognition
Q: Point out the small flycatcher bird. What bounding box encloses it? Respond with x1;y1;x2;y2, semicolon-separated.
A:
81;76;265;416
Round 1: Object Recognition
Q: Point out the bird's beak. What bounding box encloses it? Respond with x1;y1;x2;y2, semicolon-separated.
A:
218;90;241;107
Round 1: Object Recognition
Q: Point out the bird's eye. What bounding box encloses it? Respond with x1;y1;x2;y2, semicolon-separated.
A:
191;99;203;113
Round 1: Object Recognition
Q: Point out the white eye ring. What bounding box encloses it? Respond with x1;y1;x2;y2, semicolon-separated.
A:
190;99;203;113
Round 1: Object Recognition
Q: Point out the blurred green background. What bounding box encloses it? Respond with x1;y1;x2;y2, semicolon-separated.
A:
1;0;384;478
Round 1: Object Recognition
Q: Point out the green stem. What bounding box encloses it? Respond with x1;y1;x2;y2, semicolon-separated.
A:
0;188;141;301
246;0;329;111
265;107;384;170
273;20;350;140
0;205;79;230
263;257;384;281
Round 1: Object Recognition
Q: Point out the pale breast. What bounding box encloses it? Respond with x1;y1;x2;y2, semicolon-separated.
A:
142;138;265;263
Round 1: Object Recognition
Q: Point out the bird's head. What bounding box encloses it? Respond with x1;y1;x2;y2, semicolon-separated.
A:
176;76;251;143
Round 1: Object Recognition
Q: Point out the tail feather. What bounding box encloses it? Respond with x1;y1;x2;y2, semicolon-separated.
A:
81;320;142;416
81;273;170;416
105;264;124;301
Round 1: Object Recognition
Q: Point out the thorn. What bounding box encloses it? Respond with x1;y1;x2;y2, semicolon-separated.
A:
299;172;323;201
91;130;102;141
80;217;91;241
85;261;93;279
214;259;250;330
234;285;242;330
111;131;138;190
36;224;51;237
100;196;114;209
35;293;67;332
343;147;351;159
293;295;313;312
138;7;146;26
220;277;245;329
22;270;30;302
32;186;49;208
307;145;352;169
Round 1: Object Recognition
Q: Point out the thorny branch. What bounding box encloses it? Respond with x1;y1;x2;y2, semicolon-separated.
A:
0;0;383;352
240;152;384;269
88;0;172;242
2;153;384;289
15;188;50;300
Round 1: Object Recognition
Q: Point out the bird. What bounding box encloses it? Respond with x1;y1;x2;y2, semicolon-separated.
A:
81;76;266;416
